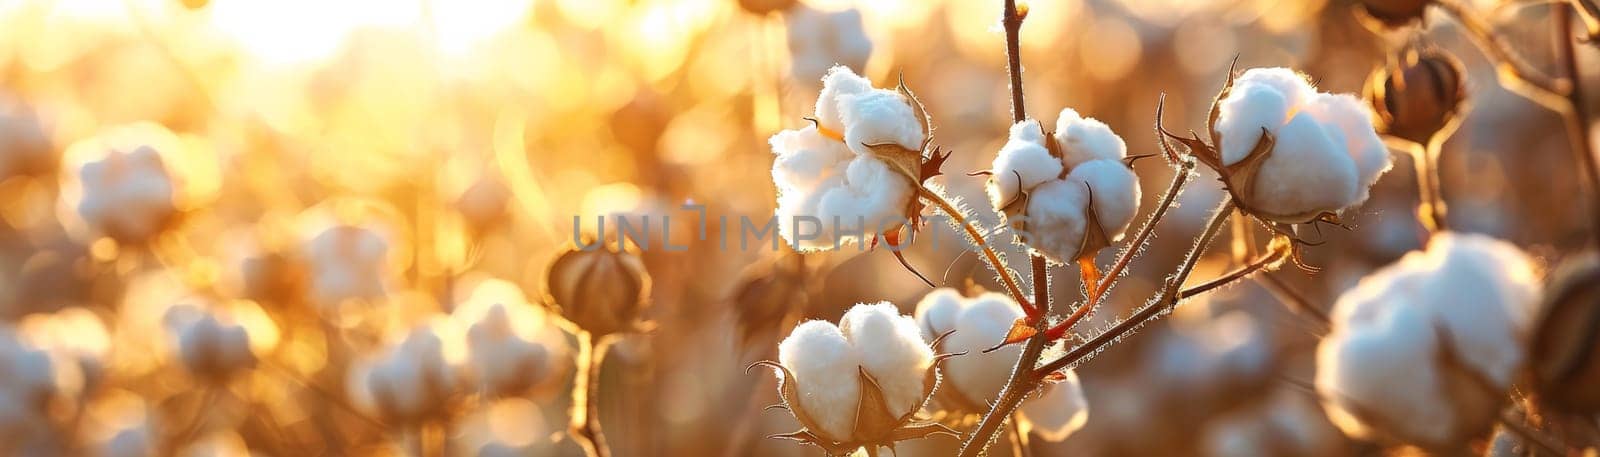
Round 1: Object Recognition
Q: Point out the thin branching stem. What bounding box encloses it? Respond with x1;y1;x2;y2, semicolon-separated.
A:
570;331;612;457
1034;198;1237;377
920;187;1036;314
1436;0;1571;111
1177;247;1284;299
955;2;1054;454
1557;3;1600;242
1256;272;1332;327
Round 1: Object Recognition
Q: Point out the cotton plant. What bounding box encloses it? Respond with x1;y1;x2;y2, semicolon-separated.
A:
769;65;938;252
1315;233;1540;451
304;223;392;310
985;109;1142;265
353;324;463;425
754;302;957;456
451;276;565;397
783;5;872;86
1169;67;1391;227
58;123;186;245
912;289;1088;441
163;303;268;384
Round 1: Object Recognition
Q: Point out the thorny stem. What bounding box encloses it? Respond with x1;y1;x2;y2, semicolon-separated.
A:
1557;3;1600;243
1034;199;1238;377
570;331;613;457
955;2;1054;455
1177;247;1285;299
920;187;1037;315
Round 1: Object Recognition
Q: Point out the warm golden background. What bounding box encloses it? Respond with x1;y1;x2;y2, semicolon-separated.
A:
0;0;1587;455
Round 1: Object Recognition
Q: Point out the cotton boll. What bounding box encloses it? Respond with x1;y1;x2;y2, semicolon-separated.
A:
769;66;921;250
911;288;963;341
465;305;551;397
365;326;459;424
778;320;862;441
1199;389;1347;457
174;313;256;382
813;65;874;132
1053;108;1128;167
770;127;853;193
1316;232;1539;448
1020;179;1090;262
1019;371;1088;442
1246;113;1360;219
1305;93;1391;192
938;294;1022;404
838;89;924;153
1066;159;1142;241
71;145;177;244
305;224;391;308
1215;83;1291;165
839;302;933;417
1213;67;1394;222
786;9;872;94
988;123;1062;209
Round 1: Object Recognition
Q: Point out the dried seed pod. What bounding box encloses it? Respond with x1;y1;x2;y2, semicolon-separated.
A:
737;0;797;15
1531;252;1600;413
1368;48;1466;146
731;255;809;345
545;240;651;337
1358;0;1432;27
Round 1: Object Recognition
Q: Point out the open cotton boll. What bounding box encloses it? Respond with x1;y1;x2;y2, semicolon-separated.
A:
365;326;458;423
839;302;934;417
988;110;1140;262
912;290;1022;404
1316;232;1538;448
305;225;391;308
1066;159;1142;241
1021;179;1090;261
988;122;1061;209
785;7;872;91
769;66;922;250
838;89;925;153
911;288;963;341
778;320;863;441
465;305;551;396
1053;108;1129;167
174;313;256;381
72;146;177;244
1019;371;1089;442
1214;67;1392;221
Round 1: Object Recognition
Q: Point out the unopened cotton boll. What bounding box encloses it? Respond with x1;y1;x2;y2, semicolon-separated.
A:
769;66;924;250
987;109;1141;262
783;5;872;85
773;302;939;448
546;242;650;337
1316;232;1538;449
1213;68;1392;223
305;224;390;308
1367;48;1466;146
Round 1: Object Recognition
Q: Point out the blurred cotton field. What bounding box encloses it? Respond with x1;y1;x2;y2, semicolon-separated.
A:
1;0;1599;455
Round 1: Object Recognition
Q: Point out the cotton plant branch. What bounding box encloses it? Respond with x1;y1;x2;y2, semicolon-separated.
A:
570;331;614;457
920;188;1037;315
1434;0;1600;241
